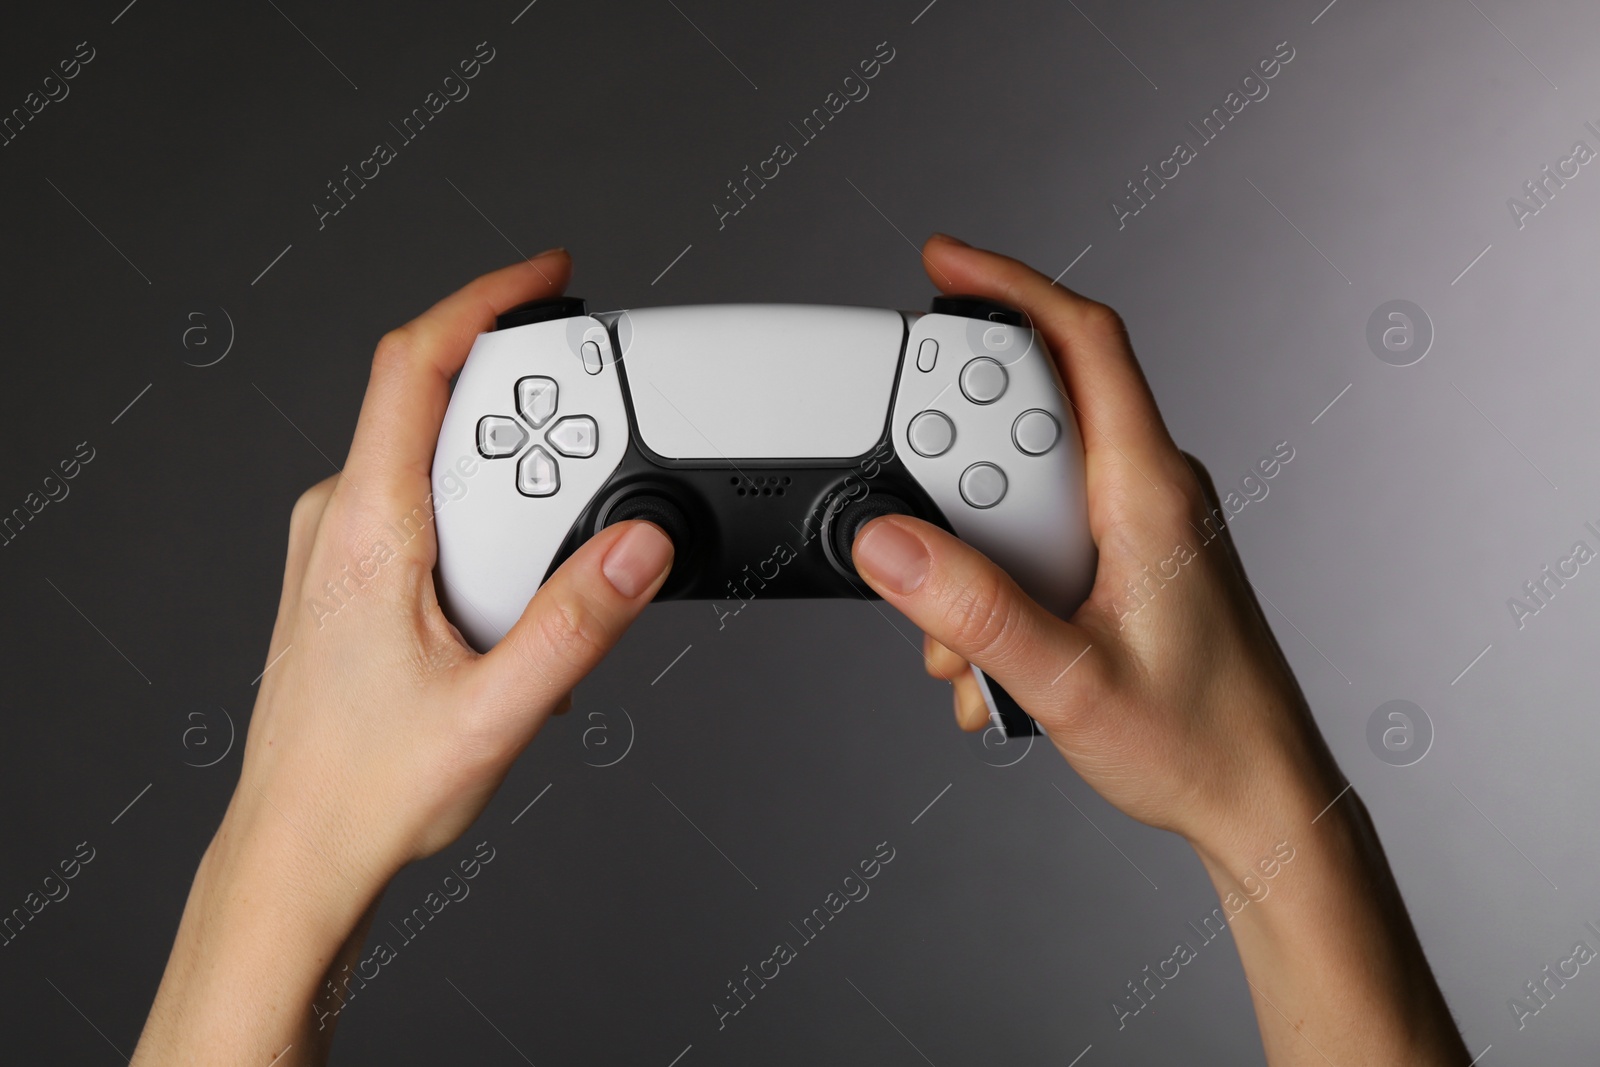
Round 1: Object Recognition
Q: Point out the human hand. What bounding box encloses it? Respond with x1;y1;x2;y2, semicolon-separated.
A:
231;251;675;891
852;237;1469;1065
134;252;676;1065
852;234;1341;858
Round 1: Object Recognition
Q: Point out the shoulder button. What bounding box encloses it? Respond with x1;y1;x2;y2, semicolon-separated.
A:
497;296;588;330
928;295;1023;325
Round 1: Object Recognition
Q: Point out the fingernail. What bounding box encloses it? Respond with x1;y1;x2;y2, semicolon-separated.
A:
602;522;674;598
854;519;930;596
535;246;567;257
930;232;970;247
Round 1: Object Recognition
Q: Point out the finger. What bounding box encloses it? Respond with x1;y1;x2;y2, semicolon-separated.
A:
477;520;674;714
854;515;1098;716
343;250;572;517
951;671;990;732
920;235;1186;486
922;633;968;681
921;633;986;729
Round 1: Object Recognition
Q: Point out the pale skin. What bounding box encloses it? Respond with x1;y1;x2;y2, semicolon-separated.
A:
131;239;1468;1065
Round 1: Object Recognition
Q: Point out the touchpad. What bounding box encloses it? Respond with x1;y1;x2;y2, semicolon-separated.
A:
614;305;904;461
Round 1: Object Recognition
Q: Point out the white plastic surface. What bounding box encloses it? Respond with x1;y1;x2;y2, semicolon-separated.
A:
613;305;904;460
891;313;1094;620
433;304;1095;707
432;316;629;651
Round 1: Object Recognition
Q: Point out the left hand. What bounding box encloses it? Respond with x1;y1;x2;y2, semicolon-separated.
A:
230;250;675;892
133;251;676;1065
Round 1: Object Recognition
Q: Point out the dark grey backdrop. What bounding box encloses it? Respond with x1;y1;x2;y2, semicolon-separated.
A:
3;0;1596;1062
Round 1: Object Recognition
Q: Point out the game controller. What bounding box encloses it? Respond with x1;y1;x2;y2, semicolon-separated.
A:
431;296;1095;736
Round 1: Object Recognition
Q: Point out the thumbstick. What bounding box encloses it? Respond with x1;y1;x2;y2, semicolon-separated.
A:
828;493;914;580
602;492;693;570
603;493;690;545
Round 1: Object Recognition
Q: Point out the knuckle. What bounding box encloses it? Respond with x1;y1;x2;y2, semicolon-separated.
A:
288;478;335;544
372;326;416;374
531;591;614;666
1159;475;1212;529
1178;452;1221;504
943;570;1021;660
1080;300;1128;342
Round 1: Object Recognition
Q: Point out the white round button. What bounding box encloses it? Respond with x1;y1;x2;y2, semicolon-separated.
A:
1012;409;1060;455
959;462;1008;509
907;410;955;457
959;358;1008;404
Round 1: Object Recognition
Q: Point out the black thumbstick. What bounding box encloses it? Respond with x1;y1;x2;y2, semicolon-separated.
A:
829;493;913;579
603;493;691;547
602;493;694;590
496;296;587;330
928;294;1023;326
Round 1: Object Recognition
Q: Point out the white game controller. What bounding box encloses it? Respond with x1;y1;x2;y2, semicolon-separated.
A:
431;295;1095;735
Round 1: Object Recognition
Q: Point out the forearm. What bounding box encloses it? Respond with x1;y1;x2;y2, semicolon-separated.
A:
132;805;385;1066
1191;782;1468;1066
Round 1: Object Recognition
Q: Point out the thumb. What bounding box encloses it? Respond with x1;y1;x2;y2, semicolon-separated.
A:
851;515;1095;717
478;520;674;706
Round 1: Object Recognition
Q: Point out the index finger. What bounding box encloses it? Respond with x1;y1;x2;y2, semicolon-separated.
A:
920;235;1185;488
343;250;572;514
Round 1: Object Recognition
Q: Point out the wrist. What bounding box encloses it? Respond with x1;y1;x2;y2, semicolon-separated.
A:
1186;778;1361;922
1186;788;1469;1064
222;737;416;883
1180;688;1349;877
133;801;389;1065
201;788;390;943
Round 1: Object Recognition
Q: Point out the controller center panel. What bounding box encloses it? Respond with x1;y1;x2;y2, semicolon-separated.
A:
540;305;952;599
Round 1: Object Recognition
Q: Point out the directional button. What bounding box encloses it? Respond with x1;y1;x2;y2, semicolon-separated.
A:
516;445;560;497
476;415;528;458
548;415;598;458
516;376;558;428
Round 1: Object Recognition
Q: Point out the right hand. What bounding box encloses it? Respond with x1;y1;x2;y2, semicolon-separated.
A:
852;234;1345;858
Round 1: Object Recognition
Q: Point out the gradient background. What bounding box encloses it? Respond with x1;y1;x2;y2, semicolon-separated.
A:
1;0;1595;1062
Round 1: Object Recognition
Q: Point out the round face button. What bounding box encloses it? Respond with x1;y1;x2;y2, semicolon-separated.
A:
959;357;1008;404
1012;409;1060;455
959;462;1008;509
907;410;955;457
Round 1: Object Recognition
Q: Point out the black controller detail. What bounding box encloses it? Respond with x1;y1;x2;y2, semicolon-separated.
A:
543;417;953;604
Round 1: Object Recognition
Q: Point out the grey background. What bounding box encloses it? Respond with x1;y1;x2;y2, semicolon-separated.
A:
1;0;1594;1062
